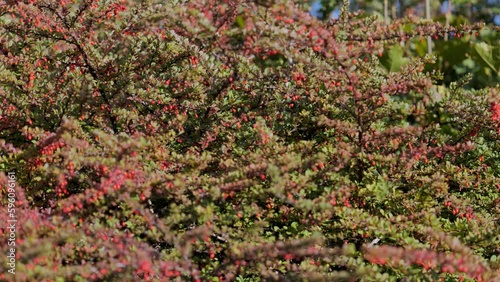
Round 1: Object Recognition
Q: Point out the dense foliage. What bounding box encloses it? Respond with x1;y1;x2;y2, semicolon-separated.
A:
0;0;499;281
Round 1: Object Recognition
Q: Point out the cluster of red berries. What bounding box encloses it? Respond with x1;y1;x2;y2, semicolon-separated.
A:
40;140;65;156
490;102;500;132
444;201;475;221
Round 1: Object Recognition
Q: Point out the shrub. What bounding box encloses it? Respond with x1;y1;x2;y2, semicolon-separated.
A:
0;0;499;281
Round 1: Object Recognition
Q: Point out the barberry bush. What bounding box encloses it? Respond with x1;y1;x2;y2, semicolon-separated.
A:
0;0;499;281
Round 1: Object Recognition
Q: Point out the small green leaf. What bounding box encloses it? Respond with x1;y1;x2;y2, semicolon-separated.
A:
235;15;245;29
